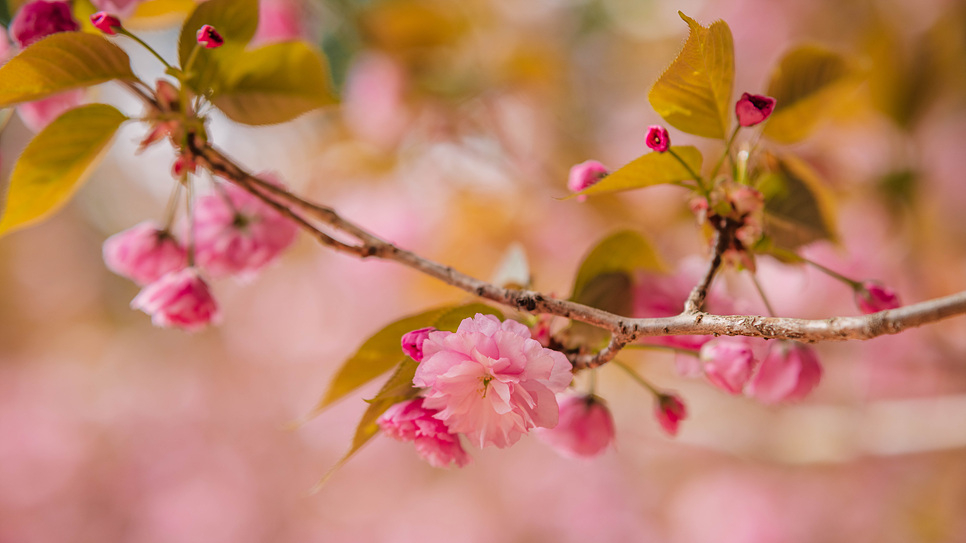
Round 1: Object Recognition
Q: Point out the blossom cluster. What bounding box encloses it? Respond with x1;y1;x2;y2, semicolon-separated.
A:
103;176;298;331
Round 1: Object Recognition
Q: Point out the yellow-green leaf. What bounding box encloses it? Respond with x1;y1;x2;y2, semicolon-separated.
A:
213;41;339;125
311;302;502;414
762;45;862;143
0;104;127;236
0;33;136;108
756;152;837;250
571;230;664;301
573;146;703;198
648;12;734;139
177;0;258;95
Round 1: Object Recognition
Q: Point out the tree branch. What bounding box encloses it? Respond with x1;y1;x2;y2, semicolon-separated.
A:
191;143;966;370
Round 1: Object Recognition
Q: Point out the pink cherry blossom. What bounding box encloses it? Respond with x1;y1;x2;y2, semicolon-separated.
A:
342;52;410;149
16;89;84;132
655;393;687;436
191;175;299;281
90;0;144;18
102;221;188;286
645;125;670;152
746;342;822;404
253;0;309;45
377;398;470;468
413;313;573;449
196;24;223;49
9;0;79;47
537;393;615;459
700;337;757;394
567;160;609;201
90;12;121;35
401;327;436;362
131;268;220;331
735;92;777;127
0;25;11;60
855;281;901;314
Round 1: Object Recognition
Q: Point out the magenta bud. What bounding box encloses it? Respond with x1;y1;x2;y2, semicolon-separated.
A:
855;281;901;314
567;160;609;201
537;394;615;459
735;92;776;127
700;337;756;395
655;393;687;436
90;12;121;35
645;125;670;153
401;327;436;362
746;342;822;404
196;24;224;49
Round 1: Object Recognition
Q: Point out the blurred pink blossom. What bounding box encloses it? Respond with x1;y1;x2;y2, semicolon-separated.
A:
735;92;776;127
378;398;470;468
413;313;572;449
645;125;670;152
0;24;11;59
747;342;822;403
855;281;901;314
633;267;733;352
192;176;299;281
700;337;757;394
17;89;84;132
90;0;144;18
103;221;188;286
536;394;615;459
343;52;410;149
9;0;79;47
567;160;609;201
253;0;308;44
401;327;436;362
131;268;220;331
655;393;687;436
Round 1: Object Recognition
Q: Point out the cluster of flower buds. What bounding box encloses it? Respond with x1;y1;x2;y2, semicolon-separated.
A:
103;175;299;331
698;336;822;403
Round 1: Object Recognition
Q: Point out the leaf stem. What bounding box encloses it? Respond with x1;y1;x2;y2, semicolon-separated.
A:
162;182;183;231
613;359;660;396
750;272;777;317
668;148;707;196
710;125;740;181
802;258;862;289
117;29;173;70
184;175;195;267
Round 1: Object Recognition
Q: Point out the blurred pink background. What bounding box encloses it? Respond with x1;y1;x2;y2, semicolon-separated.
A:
2;0;966;541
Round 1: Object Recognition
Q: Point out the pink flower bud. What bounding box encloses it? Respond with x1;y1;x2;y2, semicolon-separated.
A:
10;0;80;47
401;327;436;362
537;394;615;459
191;175;299;280
196;24;224;49
645;125;670;153
378;398;470;468
655;393;687;436
103;221;188;285
131;268;220;331
746;342;822;404
735;92;776;127
567;160;609;201
90;12;121;35
700;337;757;395
855;281;901;314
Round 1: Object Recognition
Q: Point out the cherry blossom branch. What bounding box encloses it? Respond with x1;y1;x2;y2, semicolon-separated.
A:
188;143;966;370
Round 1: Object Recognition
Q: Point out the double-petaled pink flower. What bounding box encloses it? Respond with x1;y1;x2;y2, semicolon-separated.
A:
131;268;220;331
401;327;435;362
537;393;615;459
191;175;299;281
413;313;573;449
378;398;470;468
746;342;822;403
9;0;79;47
102;221;188;285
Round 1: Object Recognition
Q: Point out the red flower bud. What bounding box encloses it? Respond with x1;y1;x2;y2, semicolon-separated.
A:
567;160;609;201
196;24;224;49
735;92;776;127
855;281;901;314
655;393;687;436
645;125;670;153
90;12;121;35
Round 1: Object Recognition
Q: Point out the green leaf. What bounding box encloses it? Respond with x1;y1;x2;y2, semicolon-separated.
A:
313;358;421;490
212;41;338;125
177;0;258;95
573;146;703;198
0;104;127;237
648;12;734;139
310;302;502;414
762;45;861;143
571;230;664;301
756;152;837;251
0;33;136;108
